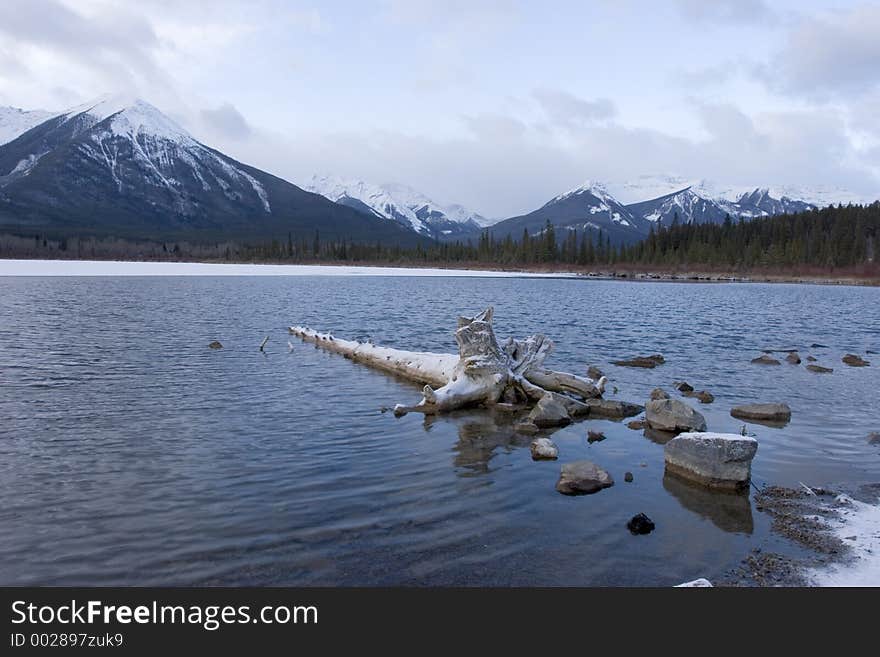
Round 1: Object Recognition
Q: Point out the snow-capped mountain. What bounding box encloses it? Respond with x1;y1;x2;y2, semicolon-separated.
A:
306;174;490;240
0;95;425;245
489;181;649;243
626;187;730;227
0;106;55;146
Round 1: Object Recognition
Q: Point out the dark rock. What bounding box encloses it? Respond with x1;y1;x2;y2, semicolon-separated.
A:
676;381;694;393
751;354;781;365
730;403;792;423
530;438;558;460
587;365;605;381
208;341;223;349
842;354;870;367
867;432;880;446
806;364;833;373
626;419;646;430
650;387;670;401
627;513;655;535
555;461;614;495
584;399;644;419
810;343;829;348
806;355;817;362
696;390;714;404
645;398;708;433
624;471;634;482
785;352;801;365
587;430;606;443
611;354;664;368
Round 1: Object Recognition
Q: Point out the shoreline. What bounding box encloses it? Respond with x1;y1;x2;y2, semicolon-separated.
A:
1;258;878;286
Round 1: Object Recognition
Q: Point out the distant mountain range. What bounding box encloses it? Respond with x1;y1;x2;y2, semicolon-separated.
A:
0;96;424;245
0;96;875;248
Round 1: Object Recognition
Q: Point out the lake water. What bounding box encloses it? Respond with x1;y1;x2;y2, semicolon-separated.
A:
1;274;878;585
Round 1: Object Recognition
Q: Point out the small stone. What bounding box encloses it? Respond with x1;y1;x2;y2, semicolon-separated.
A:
530;438;558;460
806;364;833;373
627;419;646;430
806;355;817;362
587;365;605;381
650;388;670;401
867;432;880;445
785;352;801;365
627;513;655;535
556;461;614;495
587;430;606;443
208;341;223;349
842;354;870;367
751;354;781;365
624;471;634;482
696;390;714;404
810;343;829;348
676;381;694;393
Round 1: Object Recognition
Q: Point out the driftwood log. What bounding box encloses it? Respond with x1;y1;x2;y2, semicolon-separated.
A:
289;307;607;416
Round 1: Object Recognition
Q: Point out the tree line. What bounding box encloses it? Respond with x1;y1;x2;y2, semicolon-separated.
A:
1;202;877;276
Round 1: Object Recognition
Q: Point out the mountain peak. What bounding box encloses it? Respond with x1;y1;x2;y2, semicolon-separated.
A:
61;94;192;143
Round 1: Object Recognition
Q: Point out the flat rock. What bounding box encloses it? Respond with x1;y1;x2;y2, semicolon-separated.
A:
730;403;791;423
645;398;708;433
806;364;833;373
627;513;655;535
842;354;870;367
751;354;781;365
528;395;572;428
611;354;665;368
530;438;558;460
585;398;644;419
664;432;758;491
208;341;223;349
785;352;801;365
695;391;714;404
650;387;670;401
556;461;614;495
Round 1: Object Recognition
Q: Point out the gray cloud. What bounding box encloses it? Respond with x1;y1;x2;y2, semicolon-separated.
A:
532;89;616;127
758;5;880;99
200;103;252;140
675;0;777;25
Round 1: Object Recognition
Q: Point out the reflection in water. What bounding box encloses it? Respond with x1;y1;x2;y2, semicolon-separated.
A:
426;411;533;475
663;472;754;534
643;427;678;445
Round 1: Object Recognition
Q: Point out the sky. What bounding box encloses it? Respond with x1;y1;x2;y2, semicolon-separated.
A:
1;0;878;217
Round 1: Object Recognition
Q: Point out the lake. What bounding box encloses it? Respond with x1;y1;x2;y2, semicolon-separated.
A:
1;273;878;585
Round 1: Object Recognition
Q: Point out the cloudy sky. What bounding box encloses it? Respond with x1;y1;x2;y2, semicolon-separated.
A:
1;0;878;216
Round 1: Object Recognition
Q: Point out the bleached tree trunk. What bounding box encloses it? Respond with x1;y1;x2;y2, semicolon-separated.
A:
289;307;606;416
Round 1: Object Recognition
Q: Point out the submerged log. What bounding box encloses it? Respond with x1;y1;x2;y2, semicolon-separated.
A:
290;306;608;415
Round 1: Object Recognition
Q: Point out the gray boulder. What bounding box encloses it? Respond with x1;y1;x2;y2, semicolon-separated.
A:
730;403;791;423
664;432;758;491
556;461;614;495
530;438;558;460
528;395;572;428
650;387;670;401
645;398;708;433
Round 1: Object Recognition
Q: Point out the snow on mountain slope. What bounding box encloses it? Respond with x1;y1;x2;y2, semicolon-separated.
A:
0;106;55;145
306;174;488;239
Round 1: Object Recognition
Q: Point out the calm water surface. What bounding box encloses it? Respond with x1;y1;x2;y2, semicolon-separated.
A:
1;276;878;585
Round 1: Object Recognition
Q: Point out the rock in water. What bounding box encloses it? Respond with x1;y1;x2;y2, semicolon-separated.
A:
528;395;572;428
208;341;223;349
556;461;614;495
514;422;540;434
785;352;801;365
530;438;558;460
675;578;713;588
842;354;870;367
806;364;833;373
585;399;644;419
627;419;646;430
624;471;634;482
730;403;791;423
676;381;694;393
751;354;781;365
696;391;714;404
650;388;670;401
587;365;605;381
611;355;665;368
587;430;606;443
664;432;758;491
645;399;708;433
806;355;817;362
627;513;655;535
867;432;880;445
